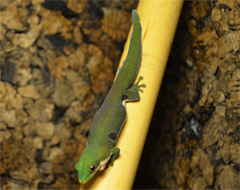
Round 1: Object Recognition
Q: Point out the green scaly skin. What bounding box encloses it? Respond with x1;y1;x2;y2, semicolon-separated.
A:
75;9;145;184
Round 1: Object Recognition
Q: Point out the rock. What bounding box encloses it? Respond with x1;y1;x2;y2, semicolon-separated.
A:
0;122;7;130
202;119;220;149
53;174;73;189
214;91;225;103
39;162;53;174
42;174;54;184
51;136;60;146
214;165;240;189
86;45;114;94
173;143;190;186
22;97;34;109
187;175;207;190
52;79;76;108
101;8;131;41
61;139;76;157
190;148;213;186
229;143;240;165
23;120;36;136
66;0;87;14
48;147;64;161
194;25;218;47
6;181;30;190
54;119;72;139
0;23;7;40
64;101;86;123
12;23;42;48
33;137;43;149
40;7;73;39
25;99;54;122
185;116;200;138
207;57;218;75
18;85;41;99
67;47;85;71
3;82;15;96
31;179;41;190
0;4;26;31
0;109;17;128
183;104;192;115
211;8;221;22
42;141;51;161
199;83;210;106
0;130;12;143
1;61;16;83
73;21;83;44
36;122;54;140
215;106;226;116
0;81;6;100
2;92;23;110
13;67;32;86
1;82;23;110
46;55;69;80
16;109;28;126
10;166;39;182
229;69;240;114
66;70;90;101
221;135;231;164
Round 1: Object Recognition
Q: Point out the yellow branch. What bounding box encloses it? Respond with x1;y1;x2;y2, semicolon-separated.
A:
80;0;183;189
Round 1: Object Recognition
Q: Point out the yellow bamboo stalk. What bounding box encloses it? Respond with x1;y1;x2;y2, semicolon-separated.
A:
80;0;183;189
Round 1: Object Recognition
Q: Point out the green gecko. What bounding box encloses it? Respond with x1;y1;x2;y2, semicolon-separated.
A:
75;9;145;184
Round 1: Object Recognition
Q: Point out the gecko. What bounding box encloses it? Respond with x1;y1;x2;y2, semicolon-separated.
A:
75;9;145;184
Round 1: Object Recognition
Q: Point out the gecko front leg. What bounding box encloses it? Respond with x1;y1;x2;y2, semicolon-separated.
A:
123;76;146;102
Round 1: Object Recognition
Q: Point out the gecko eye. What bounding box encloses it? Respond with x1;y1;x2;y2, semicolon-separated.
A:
90;165;95;172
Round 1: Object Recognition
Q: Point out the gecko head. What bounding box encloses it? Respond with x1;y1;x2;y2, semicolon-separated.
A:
75;147;101;184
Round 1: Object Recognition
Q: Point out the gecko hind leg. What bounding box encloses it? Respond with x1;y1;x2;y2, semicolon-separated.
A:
109;147;120;166
123;76;146;102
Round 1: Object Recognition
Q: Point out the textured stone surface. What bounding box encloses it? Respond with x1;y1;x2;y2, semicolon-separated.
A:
18;85;41;99
214;165;240;189
36;122;54;140
134;1;240;189
52;79;76;108
1;2;123;188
